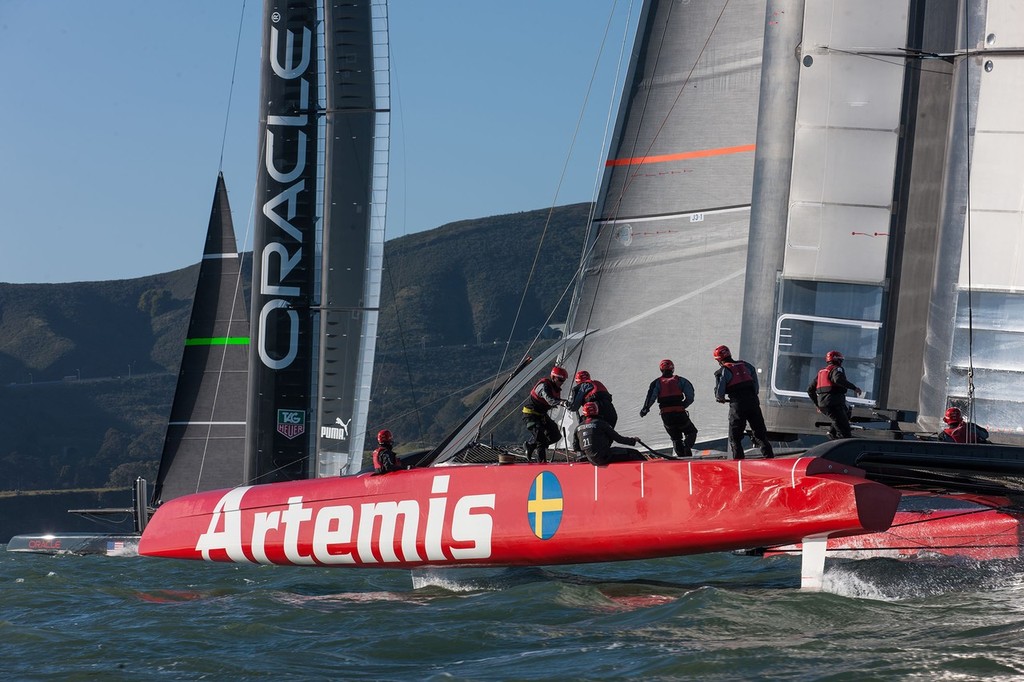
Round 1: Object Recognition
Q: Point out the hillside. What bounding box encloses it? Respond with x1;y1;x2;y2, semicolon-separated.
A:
0;203;590;493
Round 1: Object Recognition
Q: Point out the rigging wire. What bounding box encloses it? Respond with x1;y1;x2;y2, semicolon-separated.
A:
962;6;977;427
376;39;427;440
473;0;634;439
218;0;249;174
489;0;627;380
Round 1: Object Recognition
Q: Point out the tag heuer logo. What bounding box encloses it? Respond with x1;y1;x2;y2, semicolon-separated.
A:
277;409;306;440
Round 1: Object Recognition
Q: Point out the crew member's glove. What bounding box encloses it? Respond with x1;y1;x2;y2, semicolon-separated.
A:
639;408;649;418
628;437;638;446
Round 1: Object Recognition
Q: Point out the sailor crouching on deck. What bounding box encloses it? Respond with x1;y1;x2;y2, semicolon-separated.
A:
573;402;640;466
640;359;698;458
939;407;991;444
372;429;405;474
713;345;774;460
520;366;569;464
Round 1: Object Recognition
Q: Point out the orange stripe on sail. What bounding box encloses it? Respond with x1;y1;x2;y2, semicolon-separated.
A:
606;143;756;167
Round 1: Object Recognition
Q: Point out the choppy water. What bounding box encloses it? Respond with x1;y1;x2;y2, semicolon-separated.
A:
4;548;1024;681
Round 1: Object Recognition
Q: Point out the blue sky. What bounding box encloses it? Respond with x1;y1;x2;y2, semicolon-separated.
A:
1;1;638;284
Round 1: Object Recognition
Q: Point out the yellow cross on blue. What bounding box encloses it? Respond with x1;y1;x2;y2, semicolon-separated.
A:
527;471;564;540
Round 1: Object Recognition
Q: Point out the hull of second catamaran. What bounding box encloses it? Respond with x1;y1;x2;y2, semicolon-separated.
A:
761;499;1023;562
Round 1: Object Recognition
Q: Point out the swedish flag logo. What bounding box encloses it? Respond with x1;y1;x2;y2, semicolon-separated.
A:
527;471;564;540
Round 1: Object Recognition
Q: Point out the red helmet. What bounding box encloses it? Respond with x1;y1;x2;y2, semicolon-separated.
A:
825;350;844;364
581;402;599;417
943;407;962;424
659;359;674;372
574;370;591;384
377;429;393;445
713;345;731;361
550;366;568;382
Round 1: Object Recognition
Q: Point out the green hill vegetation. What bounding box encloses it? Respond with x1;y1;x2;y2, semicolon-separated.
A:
0;203;590;492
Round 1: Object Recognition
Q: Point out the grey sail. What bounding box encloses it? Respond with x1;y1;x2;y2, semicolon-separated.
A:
315;1;389;477
743;0;1024;444
152;173;249;505
565;0;766;447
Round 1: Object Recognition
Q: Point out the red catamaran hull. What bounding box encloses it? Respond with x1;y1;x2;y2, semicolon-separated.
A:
139;457;900;568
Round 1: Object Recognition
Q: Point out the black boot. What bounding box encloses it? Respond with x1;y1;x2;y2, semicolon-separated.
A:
535;446;548;464
524;440;536;462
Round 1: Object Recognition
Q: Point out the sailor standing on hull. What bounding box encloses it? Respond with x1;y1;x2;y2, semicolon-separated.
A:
640;359;698;458
712;345;774;460
372;429;404;474
807;350;863;439
521;366;568;464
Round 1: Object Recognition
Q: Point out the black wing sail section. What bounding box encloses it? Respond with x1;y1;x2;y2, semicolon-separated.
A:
247;2;320;484
152;173;249;505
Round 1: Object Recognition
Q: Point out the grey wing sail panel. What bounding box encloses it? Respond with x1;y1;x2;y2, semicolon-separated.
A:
745;0;1024;443
152;174;249;505
566;0;766;446
316;1;389;477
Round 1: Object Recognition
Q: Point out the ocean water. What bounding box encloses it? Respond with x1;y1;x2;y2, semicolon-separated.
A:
4;548;1024;681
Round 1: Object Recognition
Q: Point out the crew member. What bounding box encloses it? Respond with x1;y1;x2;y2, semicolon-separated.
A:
567;370;618;427
806;350;863;439
640;359;697;458
372;429;403;474
521;366;568;463
713;345;773;460
939;407;991;444
573;402;639;466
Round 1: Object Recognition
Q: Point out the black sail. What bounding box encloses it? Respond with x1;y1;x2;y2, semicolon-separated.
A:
247;1;320;484
153;173;249;504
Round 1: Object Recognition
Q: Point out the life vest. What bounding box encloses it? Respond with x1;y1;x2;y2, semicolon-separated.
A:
816;365;837;395
723;361;754;391
372;446;396;472
943;422;987;444
527;378;561;412
656;376;686;413
583;379;610;401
